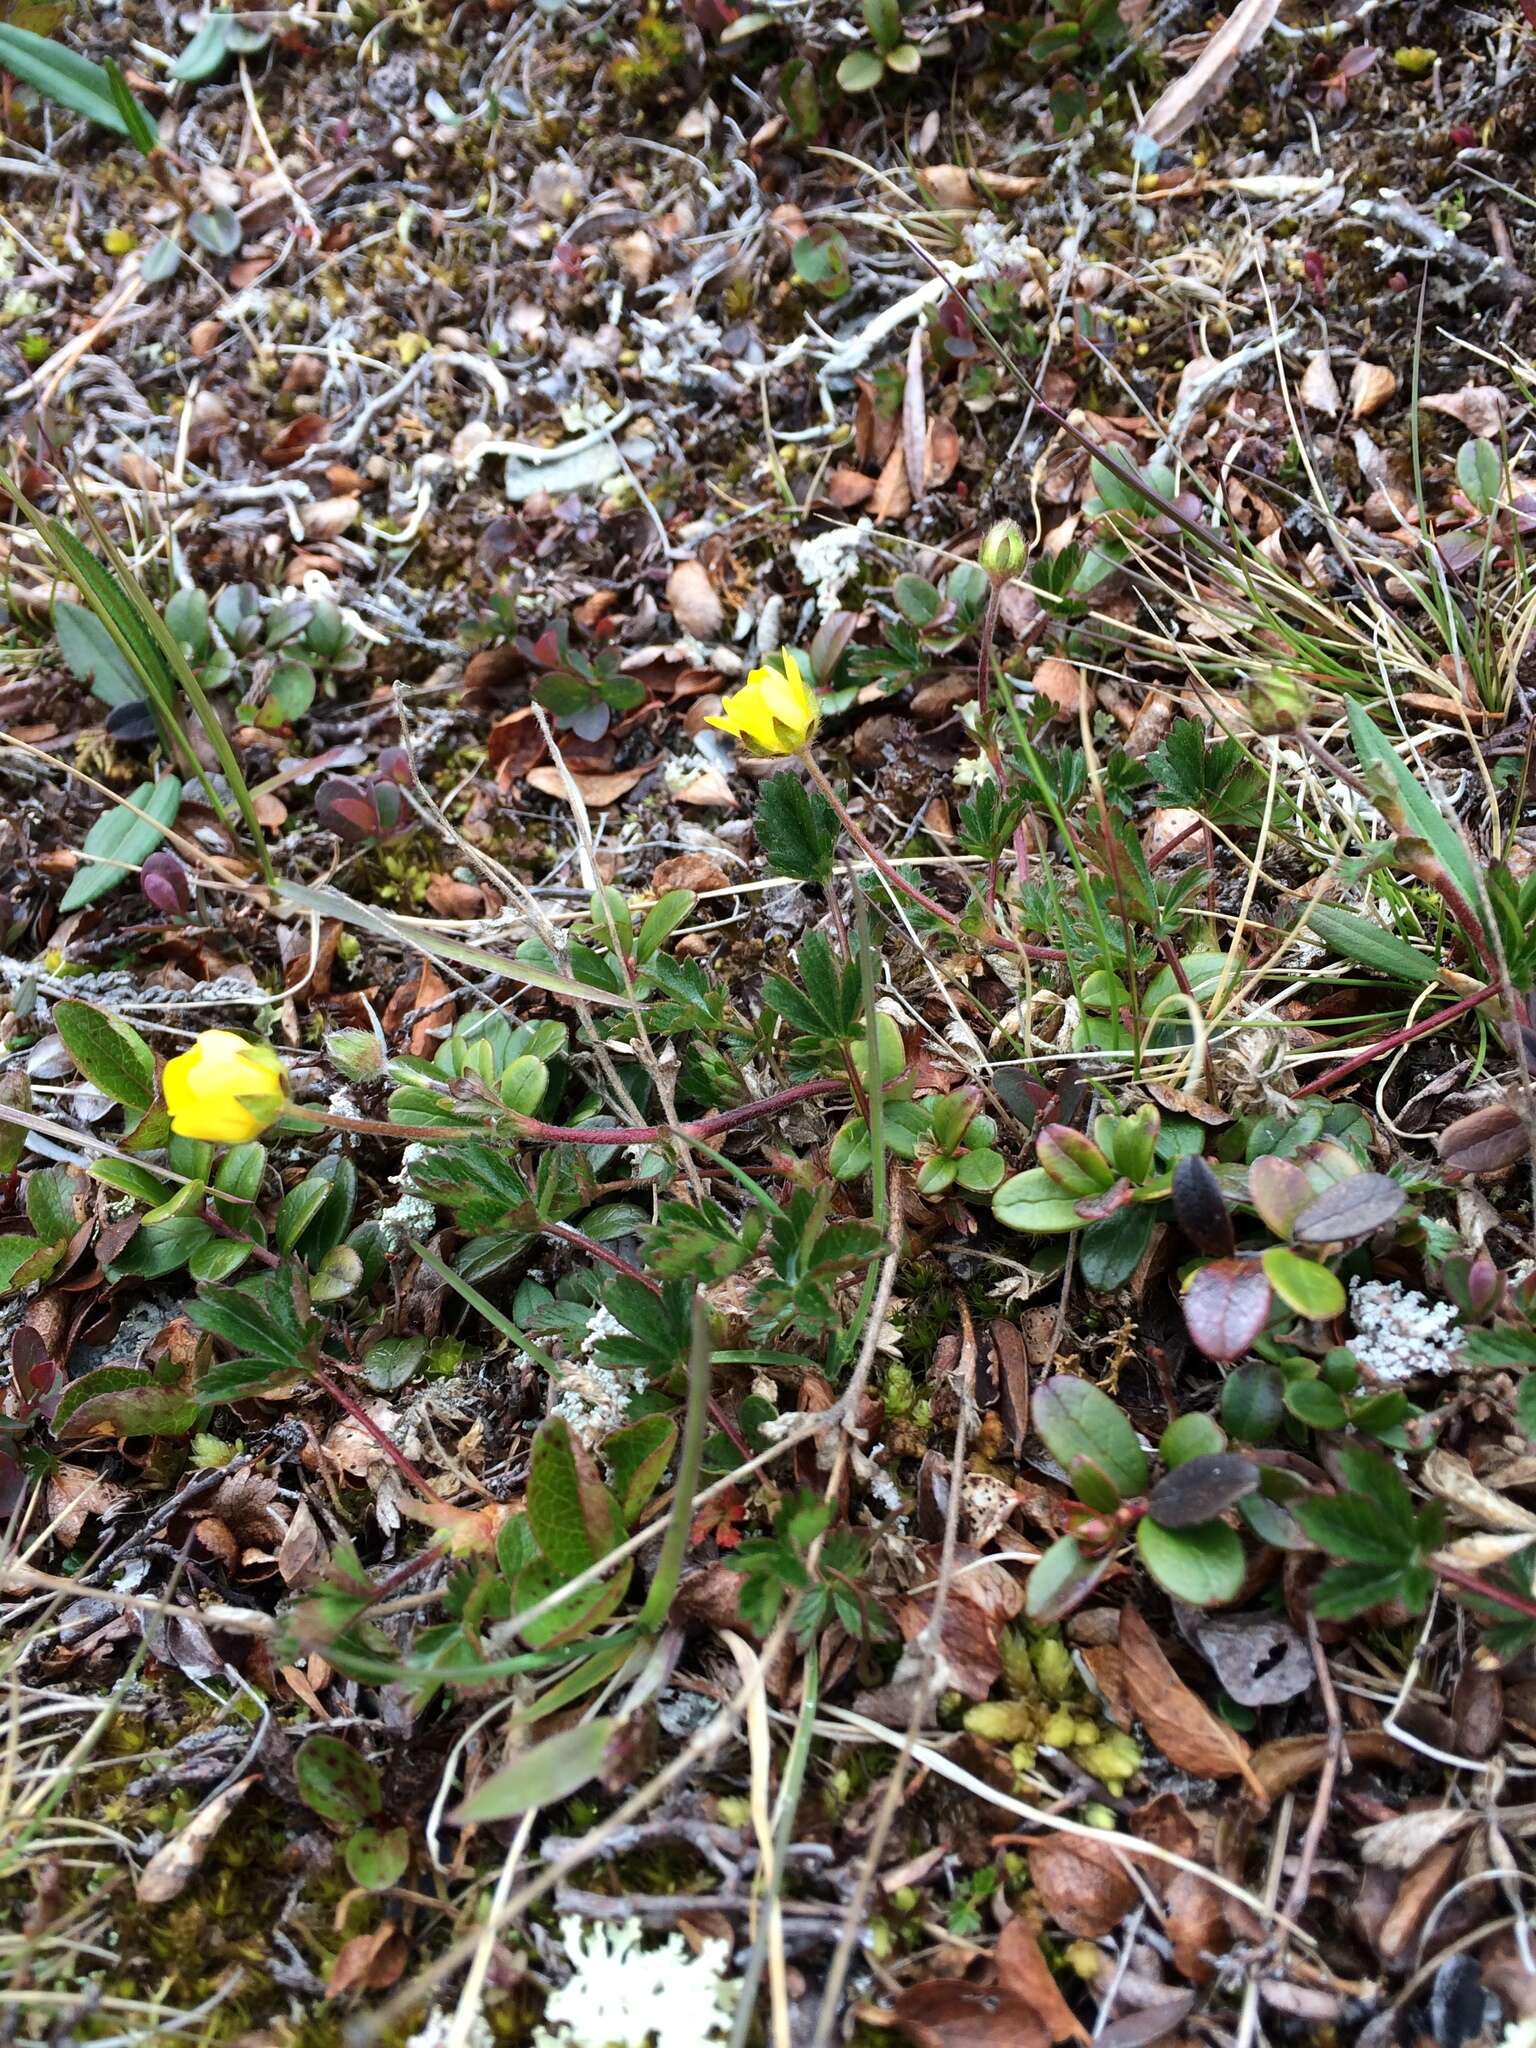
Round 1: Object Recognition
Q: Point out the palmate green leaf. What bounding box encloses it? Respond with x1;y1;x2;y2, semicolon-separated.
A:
1304;906;1439;987
60;775;183;912
51;1001;157;1112
645;1197;763;1282
1292;1489;1411;1567
754;772;839;884
0;23;146;134
1310;1561;1428;1621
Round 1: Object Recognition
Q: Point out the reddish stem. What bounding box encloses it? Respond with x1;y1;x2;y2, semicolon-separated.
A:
1293;983;1499;1099
311;1367;439;1498
508;1076;847;1147
542;1220;661;1295
1435;1559;1536;1625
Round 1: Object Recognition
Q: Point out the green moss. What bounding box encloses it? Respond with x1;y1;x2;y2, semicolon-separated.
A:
610;11;686;99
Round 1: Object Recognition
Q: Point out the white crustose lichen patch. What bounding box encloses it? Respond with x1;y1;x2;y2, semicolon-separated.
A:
1348;1277;1463;1382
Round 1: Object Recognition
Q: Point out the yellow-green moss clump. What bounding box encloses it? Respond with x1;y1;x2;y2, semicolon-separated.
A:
964;1626;1141;1797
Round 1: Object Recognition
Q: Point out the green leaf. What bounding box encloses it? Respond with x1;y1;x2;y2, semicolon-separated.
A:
1456;436;1502;514
1283;1377;1348;1430
1305;906;1439;987
836;46;885;90
54;1367;198;1441
106;1214;212;1279
604;1414;677;1524
0;1235;51;1292
1024;1534;1117;1623
344;1825;409;1892
458;1717;617;1822
1036;1124;1115;1197
1261;1247;1346;1320
51;1001;156;1112
295;1735;382;1826
1136;1516;1246;1606
526;1418;626;1581
993;1167;1083;1234
102;57;157;155
1310;1562;1416;1620
754;772;839;884
1346;697;1484;930
1033;1376;1148;1500
171;11;238;81
1221;1363;1283;1444
0;23;137;134
1293;1489;1411;1566
1159;1412;1226;1467
1078;1206;1153;1291
60;775;182;912
54;598;144;709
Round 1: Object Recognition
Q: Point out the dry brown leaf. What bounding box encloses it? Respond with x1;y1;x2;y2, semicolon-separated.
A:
136;1774;258;1905
673;765;737;808
277;1500;330;1588
425;874;486;919
927;417;962;488
1420;385;1508;438
1377;1837;1463;1968
893;1981;1049;2048
995;1916;1088;2042
1298;353;1342;416
870;439;912;524
299;495;360;539
1119;1607;1268;1802
1164;1869;1230;1983
1436;1101;1530;1175
666;559;724;640
1137;0;1280;145
650;852;730;895
325;1923;407;1998
1250;1727;1406;1799
827;466;877;508
524;760;656;808
1356;1807;1471;1869
1030;657;1085;720
1421;1449;1536;1533
1349;361;1397;420
1025;1834;1139;1937
46;1464;128;1548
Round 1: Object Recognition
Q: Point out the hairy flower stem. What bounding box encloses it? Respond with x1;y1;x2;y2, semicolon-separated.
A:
799;753;1066;964
309;1076;847;1149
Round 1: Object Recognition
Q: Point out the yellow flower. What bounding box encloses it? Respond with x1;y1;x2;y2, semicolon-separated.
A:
705;652;819;756
162;1030;289;1145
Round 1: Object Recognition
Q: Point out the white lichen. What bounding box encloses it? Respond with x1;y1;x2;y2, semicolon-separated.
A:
791;518;871;616
1348;1277;1463;1382
532;1915;735;2048
549;1304;642;1445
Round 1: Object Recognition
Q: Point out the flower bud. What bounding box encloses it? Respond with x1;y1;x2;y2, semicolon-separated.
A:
1247;672;1315;734
979;518;1026;579
140;849;191;917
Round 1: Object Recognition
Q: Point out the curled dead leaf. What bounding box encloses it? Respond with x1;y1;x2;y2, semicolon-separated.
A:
1026;1833;1139;1937
666;559;724;640
1349;361;1397;420
1299;353;1342;416
136;1774;259;1905
893;1981;1049;2048
995;1916;1088;2043
1119;1606;1268;1802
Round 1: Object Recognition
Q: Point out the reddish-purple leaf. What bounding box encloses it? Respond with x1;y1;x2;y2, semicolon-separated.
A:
1436;1101;1529;1176
1148;1453;1260;1529
1171;1154;1234;1256
1247;1154;1311;1237
1074;1175;1135;1222
1183;1259;1272;1361
1290;1172;1405;1245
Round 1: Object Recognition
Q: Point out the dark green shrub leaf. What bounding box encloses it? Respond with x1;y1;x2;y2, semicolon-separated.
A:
1136;1516;1245;1606
1034;1376;1147;1500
